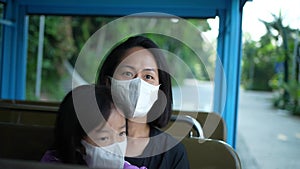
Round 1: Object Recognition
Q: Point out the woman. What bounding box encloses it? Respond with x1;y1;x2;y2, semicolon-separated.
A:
96;36;190;169
41;85;146;169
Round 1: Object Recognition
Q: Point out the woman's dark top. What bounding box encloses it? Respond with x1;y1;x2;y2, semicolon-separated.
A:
125;127;190;169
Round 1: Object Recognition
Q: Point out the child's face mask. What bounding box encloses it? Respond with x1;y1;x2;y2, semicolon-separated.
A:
81;139;127;169
110;77;160;118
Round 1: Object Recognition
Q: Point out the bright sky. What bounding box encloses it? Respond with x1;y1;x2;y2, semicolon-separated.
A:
242;0;300;41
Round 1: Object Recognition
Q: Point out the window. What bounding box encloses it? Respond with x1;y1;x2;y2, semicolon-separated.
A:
26;15;218;112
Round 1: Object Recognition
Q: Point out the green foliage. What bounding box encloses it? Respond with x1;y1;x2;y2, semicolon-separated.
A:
272;80;300;115
27;16;76;101
283;80;300;115
268;73;283;90
145;33;211;86
241;36;276;91
243;13;300;115
69;17;214;85
26;16;214;101
26;16;40;100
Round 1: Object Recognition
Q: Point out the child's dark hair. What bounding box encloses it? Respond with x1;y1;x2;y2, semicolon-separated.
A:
54;85;114;164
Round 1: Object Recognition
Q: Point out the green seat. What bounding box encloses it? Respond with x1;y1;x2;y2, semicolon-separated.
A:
171;111;227;141
0;158;88;169
163;114;205;139
0;100;57;160
181;138;242;169
0;123;54;161
0;99;58;126
0;99;59;112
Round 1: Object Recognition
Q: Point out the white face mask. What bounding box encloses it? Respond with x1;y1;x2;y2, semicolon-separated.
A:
81;139;127;169
110;77;160;118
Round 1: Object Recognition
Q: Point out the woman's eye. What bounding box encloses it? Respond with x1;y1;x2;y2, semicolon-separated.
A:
123;72;133;77
119;131;126;137
99;137;109;141
145;74;153;80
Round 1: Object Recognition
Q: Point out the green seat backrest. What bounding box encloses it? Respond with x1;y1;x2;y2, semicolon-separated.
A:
0;100;58;160
0;99;58;126
165;111;227;141
0;158;89;169
182;138;241;169
0;123;54;161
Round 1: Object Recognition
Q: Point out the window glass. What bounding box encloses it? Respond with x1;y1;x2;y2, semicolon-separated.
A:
26;15;218;112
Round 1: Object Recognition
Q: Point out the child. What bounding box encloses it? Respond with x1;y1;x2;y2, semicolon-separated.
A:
41;85;146;169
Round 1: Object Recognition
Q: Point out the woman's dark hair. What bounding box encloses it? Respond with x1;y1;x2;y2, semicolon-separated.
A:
54;85;114;164
96;35;172;128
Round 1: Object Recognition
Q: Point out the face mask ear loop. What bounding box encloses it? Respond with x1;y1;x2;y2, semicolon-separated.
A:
105;75;112;86
76;146;85;155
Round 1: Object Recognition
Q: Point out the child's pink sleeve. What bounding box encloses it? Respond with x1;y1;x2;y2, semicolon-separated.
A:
124;161;147;169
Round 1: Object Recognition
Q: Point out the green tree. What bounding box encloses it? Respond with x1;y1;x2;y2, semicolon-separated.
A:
255;13;299;115
27;16;214;101
27;16;76;101
242;32;277;91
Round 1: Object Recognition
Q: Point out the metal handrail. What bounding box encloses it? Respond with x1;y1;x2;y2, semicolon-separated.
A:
170;114;205;139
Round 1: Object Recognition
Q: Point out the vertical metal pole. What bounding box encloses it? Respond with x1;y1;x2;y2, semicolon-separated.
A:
35;15;45;99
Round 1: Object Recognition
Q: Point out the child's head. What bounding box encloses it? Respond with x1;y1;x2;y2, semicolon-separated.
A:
83;105;126;147
54;85;126;164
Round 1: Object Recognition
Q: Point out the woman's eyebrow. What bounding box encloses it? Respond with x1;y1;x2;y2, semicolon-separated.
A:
95;128;109;133
120;65;135;70
143;68;157;72
119;124;126;130
119;65;157;73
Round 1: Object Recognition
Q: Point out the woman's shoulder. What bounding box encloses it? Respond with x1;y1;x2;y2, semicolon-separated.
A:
147;127;190;168
40;150;61;163
150;127;181;141
149;127;187;153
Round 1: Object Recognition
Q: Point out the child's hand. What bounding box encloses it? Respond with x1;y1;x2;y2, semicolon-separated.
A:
124;161;147;169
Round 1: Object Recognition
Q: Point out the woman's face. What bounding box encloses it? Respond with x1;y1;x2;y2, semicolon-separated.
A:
113;47;159;85
84;108;126;147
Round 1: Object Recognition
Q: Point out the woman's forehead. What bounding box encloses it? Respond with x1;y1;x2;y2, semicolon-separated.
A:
119;47;158;69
